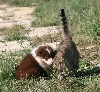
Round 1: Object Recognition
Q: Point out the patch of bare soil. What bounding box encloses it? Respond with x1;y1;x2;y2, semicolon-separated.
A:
26;26;59;38
0;41;59;54
0;3;60;54
0;3;35;28
0;27;60;54
0;40;31;54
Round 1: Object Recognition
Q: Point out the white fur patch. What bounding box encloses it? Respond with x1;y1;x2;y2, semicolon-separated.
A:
41;58;53;65
31;46;53;69
45;47;50;54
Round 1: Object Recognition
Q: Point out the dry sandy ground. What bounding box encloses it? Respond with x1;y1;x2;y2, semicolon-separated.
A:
0;3;35;28
0;3;59;54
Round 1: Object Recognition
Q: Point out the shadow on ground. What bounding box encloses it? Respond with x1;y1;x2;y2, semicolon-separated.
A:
77;66;100;77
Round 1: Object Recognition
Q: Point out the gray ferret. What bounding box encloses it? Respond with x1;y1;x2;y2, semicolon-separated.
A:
53;9;80;80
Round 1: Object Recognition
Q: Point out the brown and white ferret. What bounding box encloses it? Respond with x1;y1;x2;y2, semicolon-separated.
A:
15;45;54;80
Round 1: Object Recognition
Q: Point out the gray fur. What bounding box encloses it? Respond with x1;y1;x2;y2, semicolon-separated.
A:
53;9;80;80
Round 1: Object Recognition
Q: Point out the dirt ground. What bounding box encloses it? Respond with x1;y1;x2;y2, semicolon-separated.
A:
0;3;35;28
0;3;59;54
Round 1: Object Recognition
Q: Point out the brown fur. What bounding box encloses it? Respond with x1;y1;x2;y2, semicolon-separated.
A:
15;54;49;80
53;9;79;79
15;45;54;80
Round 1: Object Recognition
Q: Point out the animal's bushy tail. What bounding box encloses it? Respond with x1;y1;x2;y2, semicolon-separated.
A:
60;9;72;40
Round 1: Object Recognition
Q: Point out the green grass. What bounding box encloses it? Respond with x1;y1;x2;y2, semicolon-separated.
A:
0;0;100;91
32;0;100;41
0;0;36;7
0;47;100;92
0;25;28;41
0;0;99;41
0;27;99;92
0;28;100;91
